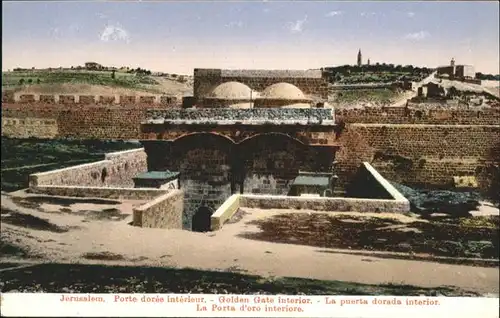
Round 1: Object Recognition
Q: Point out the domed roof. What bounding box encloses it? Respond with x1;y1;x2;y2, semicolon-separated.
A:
260;82;307;100
207;81;253;100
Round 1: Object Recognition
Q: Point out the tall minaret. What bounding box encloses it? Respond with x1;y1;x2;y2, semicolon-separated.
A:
367;58;371;66
357;49;362;67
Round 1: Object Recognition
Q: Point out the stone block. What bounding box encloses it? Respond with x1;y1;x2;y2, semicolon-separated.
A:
120;95;136;104
39;95;56;104
79;95;95;104
59;95;76;104
139;96;156;104
99;95;116;104
19;94;36;103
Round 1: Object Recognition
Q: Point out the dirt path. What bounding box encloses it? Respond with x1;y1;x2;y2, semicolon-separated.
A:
1;194;498;295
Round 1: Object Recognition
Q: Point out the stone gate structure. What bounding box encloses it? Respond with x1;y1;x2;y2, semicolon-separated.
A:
140;108;339;228
2;67;500;229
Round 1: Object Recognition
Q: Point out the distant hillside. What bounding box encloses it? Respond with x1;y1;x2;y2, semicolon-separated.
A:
2;69;193;96
476;73;500;81
322;64;434;84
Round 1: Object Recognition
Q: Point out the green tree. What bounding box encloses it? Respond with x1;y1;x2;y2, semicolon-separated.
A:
111;70;116;79
18;78;25;85
27;78;33;84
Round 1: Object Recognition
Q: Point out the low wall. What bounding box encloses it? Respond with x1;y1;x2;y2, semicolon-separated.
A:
210;162;410;230
210;194;410;231
348;162;409;200
29;149;147;188
239;195;409;213
133;189;184;229
210;194;240;230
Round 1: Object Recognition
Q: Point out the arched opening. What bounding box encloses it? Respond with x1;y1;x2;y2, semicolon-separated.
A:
238;133;307;195
169;133;236;231
101;168;108;183
192;206;213;232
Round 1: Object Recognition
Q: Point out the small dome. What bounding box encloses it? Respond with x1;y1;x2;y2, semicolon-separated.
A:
260;82;306;100
208;81;253;100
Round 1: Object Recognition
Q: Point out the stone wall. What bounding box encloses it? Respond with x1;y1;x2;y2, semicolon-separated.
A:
193;68;329;100
347;163;401;199
239;195;409;213
335;107;500;125
146;108;335;123
145;134;233;229
2;117;58;139
3;93;180;106
337;124;500;188
29;149;148;188
2;98;499;192
133;189;184;229
210;190;410;230
210;194;240;230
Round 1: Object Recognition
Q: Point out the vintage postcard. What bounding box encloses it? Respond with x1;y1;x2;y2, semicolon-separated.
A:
1;1;499;317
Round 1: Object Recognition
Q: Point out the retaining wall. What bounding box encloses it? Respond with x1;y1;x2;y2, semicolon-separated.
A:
133;189;184;229
29;148;148;188
211;162;410;230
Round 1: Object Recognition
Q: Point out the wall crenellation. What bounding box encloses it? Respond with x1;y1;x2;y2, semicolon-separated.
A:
2;92;180;106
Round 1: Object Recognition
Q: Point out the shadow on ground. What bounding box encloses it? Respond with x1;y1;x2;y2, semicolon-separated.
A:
238;214;499;263
1;208;71;233
0;263;480;296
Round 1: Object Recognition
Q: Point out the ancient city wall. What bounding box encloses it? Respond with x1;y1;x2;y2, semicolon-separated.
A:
2;104;149;139
29;148;148;188
335;107;500;125
2;93;179;106
337;123;500;188
2;98;499;193
193;68;329;99
5;103;498;140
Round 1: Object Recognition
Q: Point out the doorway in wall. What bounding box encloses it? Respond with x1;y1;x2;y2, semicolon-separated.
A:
191;206;213;232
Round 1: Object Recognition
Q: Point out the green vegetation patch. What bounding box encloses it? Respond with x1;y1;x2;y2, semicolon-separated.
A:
2;70;161;93
332;88;401;104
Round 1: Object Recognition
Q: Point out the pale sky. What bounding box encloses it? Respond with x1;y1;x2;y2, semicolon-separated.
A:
2;1;499;74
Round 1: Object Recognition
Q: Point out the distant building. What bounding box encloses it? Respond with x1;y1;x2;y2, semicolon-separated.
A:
84;62;103;70
367;58;371;66
357;49;362;67
437;58;475;80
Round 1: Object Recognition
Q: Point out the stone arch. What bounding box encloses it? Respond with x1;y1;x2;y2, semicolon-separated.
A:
191;206;214;232
169;132;235;230
237;132;307;146
171;132;236;145
238;133;308;195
